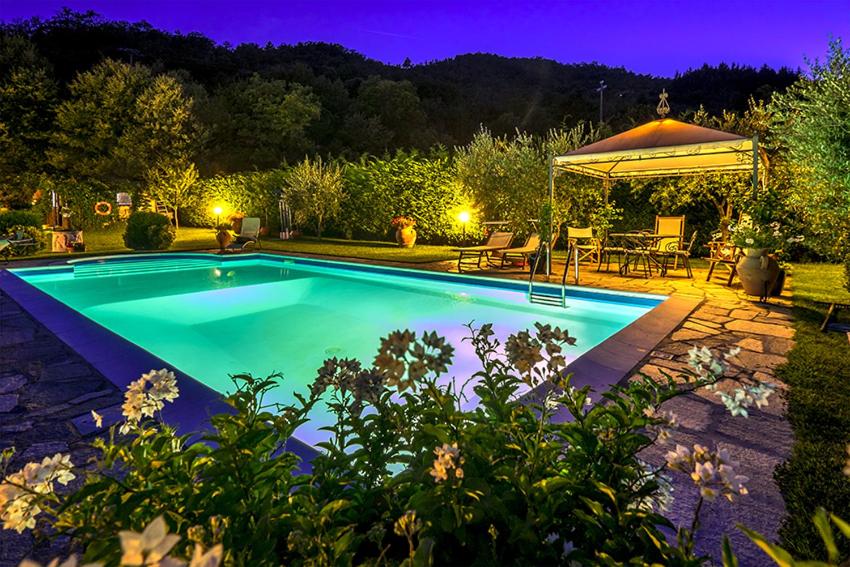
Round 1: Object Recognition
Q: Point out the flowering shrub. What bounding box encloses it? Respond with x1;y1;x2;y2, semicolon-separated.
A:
390;215;416;230
730;215;803;250
2;325;783;565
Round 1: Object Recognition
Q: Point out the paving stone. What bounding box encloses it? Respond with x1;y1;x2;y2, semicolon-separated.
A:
0;374;27;394
0;394;19;412
735;337;764;353
729;309;759;320
725;319;795;338
670;328;710;341
682;321;722;335
68;389;115;405
735;350;787;371
0;421;33;433
763;336;795;356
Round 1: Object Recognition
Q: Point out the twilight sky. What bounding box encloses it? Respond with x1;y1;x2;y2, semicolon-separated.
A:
1;0;848;76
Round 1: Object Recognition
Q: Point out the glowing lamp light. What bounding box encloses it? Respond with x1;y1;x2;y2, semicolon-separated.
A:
458;211;471;223
213;206;223;216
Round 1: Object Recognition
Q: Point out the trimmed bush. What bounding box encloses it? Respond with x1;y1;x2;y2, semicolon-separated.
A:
0;210;41;233
181;169;284;230
332;151;474;244
123;211;175;250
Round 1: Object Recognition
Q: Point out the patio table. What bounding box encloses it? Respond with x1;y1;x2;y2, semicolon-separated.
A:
608;232;682;277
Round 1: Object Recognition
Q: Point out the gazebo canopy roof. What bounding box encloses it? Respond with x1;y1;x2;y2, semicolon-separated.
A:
553;118;757;179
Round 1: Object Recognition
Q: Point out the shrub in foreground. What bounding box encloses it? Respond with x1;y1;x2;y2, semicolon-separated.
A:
123;211;175;251
1;325;790;565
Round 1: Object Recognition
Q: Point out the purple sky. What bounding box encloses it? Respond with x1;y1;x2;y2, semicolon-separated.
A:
2;0;848;76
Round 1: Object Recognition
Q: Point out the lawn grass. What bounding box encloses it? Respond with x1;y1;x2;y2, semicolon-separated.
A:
7;227;456;264
774;263;850;560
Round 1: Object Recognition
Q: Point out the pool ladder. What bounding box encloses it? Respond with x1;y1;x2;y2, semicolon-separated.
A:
527;240;568;308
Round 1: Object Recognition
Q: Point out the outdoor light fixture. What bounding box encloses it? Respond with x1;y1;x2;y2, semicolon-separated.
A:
458;210;471;243
213;206;222;225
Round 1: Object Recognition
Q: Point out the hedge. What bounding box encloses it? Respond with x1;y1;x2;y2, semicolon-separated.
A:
181;169;285;230
330;152;476;245
0;210;41;233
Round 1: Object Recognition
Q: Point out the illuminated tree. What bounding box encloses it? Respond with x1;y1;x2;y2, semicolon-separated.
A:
49;59;199;191
145;161;199;229
287;156;344;238
770;39;850;289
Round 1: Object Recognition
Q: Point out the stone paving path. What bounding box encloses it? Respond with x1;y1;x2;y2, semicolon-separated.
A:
0;254;795;566
0;291;123;566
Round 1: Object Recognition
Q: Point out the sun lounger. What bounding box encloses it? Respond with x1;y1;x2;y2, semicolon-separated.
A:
498;233;540;269
227;217;261;252
454;231;513;272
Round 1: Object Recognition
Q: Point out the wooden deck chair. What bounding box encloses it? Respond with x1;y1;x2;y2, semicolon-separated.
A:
454;231;513;272
566;227;599;263
498;233;540;269
227;217;261;251
706;240;740;286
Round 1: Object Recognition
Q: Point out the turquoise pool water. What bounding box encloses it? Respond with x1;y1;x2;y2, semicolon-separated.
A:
14;255;661;446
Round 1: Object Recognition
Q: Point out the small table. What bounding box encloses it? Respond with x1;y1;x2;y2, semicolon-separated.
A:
607;232;682;277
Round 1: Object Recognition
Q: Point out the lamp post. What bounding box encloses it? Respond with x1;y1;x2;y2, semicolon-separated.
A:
458;210;470;244
213;206;222;226
596;80;607;124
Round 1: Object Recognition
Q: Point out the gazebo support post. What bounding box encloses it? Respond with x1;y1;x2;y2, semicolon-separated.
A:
546;154;554;276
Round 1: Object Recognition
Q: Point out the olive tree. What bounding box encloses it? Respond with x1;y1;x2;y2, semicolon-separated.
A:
770;39;850;290
287;156;344;238
145;161;199;229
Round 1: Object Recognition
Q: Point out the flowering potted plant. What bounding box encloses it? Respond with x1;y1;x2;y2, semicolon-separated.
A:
227;211;246;234
391;215;417;247
730;217;802;299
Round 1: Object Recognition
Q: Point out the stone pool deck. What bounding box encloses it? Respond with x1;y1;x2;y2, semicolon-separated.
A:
0;253;794;566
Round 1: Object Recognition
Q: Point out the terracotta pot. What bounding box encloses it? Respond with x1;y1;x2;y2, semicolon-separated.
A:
230;217;243;234
395;227;417;248
216;229;232;252
736;247;779;299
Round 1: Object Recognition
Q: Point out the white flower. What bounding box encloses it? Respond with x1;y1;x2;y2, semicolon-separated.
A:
188;543;224;567
745;238;754;245
120;370;180;434
430;443;464;483
119;516;182;566
91;410;103;428
0;453;75;533
666;443;748;502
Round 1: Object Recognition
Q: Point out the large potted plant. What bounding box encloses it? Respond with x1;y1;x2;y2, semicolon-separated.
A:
215;222;232;253
391;215;417;248
730;217;801;300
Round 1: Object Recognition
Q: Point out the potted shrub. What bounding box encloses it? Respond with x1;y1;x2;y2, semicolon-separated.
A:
215;222;232;252
730;217;801;300
391;215;417;248
228;211;246;234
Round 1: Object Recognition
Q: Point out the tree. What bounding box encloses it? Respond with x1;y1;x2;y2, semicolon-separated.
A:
146;161;199;229
454;124;600;238
0;35;58;208
49;59;199;193
287;156;344;238
201;74;320;172
770;39;850;288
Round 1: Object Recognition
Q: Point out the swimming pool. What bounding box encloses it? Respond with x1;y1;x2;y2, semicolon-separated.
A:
7;254;664;447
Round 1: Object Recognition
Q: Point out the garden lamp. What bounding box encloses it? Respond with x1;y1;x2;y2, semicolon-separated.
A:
213;206;222;226
458;210;471;243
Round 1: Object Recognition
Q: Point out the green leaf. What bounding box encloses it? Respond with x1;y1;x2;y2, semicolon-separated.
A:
830;513;850;539
740;526;795;566
812;508;838;563
721;536;739;567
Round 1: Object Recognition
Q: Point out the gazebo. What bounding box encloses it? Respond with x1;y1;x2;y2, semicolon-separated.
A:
541;92;765;274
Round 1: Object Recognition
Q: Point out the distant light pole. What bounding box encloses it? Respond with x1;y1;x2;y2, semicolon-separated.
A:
596;80;607;124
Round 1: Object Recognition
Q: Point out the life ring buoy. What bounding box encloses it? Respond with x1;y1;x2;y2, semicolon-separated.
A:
94;201;112;216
